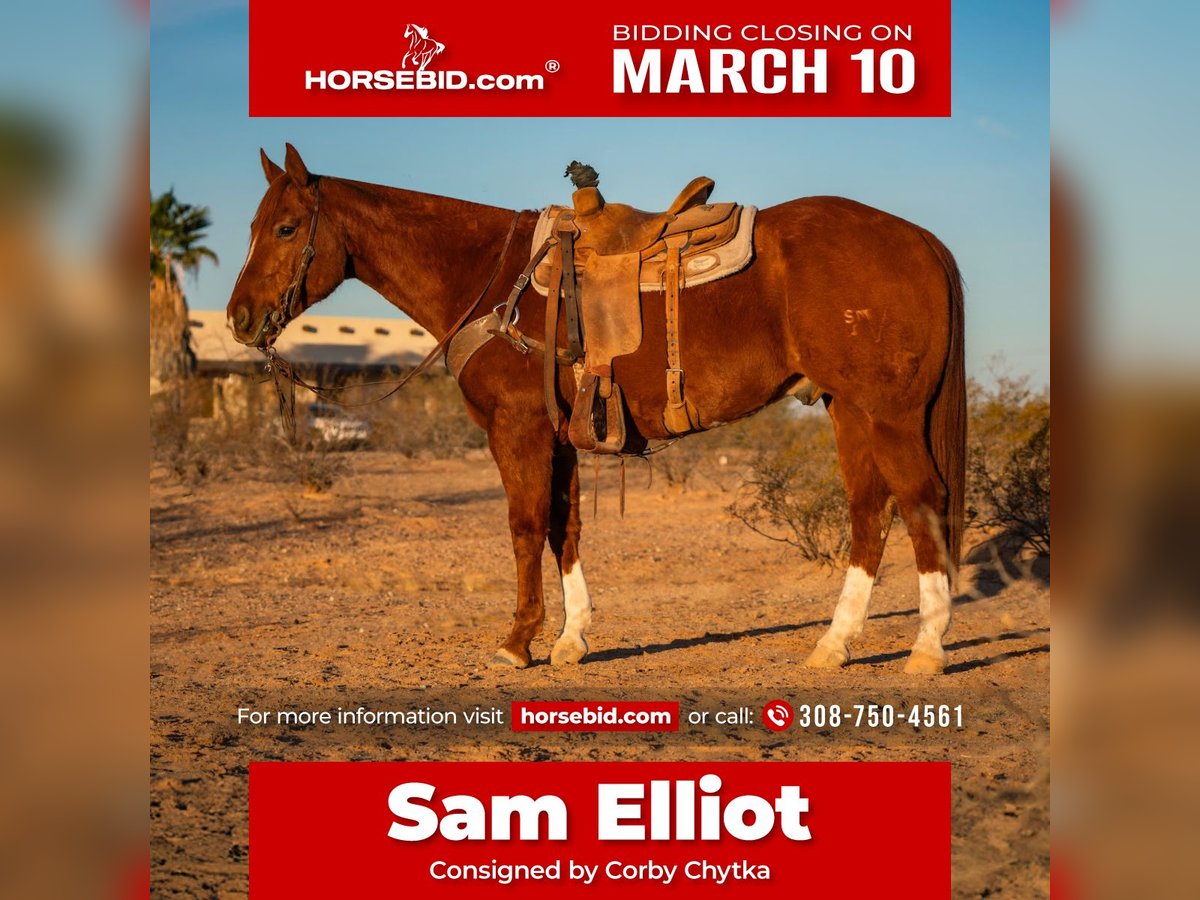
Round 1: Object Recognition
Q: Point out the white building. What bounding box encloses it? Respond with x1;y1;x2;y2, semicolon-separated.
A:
184;310;443;422
187;309;439;376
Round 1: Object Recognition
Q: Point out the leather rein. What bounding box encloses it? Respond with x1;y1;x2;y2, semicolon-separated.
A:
260;186;521;427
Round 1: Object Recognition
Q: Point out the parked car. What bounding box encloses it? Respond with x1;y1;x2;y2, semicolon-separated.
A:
305;402;371;449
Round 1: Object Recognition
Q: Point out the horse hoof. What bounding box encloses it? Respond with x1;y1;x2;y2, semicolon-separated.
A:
551;636;588;666
491;648;530;669
903;650;946;675
804;643;849;669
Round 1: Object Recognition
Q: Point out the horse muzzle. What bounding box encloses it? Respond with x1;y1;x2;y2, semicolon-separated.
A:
230;306;285;349
252;309;286;349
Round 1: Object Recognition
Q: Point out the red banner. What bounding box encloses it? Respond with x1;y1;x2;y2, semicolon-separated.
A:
250;761;950;896
249;0;950;117
511;701;680;732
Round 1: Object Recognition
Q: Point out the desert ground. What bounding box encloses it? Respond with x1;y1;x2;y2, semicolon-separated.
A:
150;449;1049;898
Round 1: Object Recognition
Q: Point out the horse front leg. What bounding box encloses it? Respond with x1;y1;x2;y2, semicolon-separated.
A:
548;445;591;664
489;414;554;668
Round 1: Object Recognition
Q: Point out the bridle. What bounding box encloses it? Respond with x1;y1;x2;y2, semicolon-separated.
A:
280;178;323;322
257;185;522;435
253;178;324;349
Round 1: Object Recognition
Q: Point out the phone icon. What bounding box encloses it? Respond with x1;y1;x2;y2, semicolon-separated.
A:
762;700;794;732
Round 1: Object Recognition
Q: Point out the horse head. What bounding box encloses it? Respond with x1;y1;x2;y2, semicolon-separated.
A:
226;144;349;348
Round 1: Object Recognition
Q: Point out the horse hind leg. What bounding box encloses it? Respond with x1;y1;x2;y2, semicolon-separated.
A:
548;446;592;665
868;414;954;675
805;400;894;669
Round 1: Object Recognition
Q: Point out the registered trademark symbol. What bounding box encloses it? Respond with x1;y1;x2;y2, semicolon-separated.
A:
545;60;560;73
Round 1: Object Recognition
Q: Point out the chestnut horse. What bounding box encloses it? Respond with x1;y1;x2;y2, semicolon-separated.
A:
227;145;965;674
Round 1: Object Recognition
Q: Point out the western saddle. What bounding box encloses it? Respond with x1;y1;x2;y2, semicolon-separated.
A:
450;163;756;454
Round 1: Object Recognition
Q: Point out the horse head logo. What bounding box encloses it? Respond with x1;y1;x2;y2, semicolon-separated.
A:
403;23;446;72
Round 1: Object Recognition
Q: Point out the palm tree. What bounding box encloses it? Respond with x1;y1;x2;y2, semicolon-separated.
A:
150;189;218;286
150;189;218;392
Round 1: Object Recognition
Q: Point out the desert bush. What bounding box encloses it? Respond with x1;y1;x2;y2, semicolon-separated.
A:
966;370;1050;481
152;373;301;483
966;372;1050;554
152;367;490;492
153;411;269;484
274;438;350;494
353;373;487;457
151;396;206;483
645;402;820;493
652;436;707;489
724;366;1051;566
170;422;350;494
728;410;850;567
703;401;811;455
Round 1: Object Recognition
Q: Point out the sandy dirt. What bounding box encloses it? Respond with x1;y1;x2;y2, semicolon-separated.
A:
150;450;1049;898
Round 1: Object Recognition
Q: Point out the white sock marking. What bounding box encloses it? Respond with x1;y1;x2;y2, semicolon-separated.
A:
821;565;875;647
913;570;952;656
559;562;592;646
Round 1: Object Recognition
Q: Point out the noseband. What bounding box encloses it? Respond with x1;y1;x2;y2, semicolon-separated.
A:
258;178;322;347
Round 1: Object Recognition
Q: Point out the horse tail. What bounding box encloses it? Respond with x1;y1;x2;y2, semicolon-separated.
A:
922;231;967;575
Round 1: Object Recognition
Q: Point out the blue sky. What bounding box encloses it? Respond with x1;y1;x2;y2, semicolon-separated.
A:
151;1;1048;387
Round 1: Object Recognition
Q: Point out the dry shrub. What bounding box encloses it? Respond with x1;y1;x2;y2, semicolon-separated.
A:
152;373;344;490
701;400;812;455
276;439;349;494
728;409;850;567
168;421;350;494
652;437;706;489
152;366;489;487
352;373;486;457
153;413;262;484
966;371;1051;554
151;393;205;483
648;402;822;493
724;365;1051;567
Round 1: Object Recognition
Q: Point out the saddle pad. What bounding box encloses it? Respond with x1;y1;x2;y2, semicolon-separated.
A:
529;204;757;297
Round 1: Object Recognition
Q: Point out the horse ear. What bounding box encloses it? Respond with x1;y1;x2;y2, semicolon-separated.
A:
284;143;313;188
260;148;283;183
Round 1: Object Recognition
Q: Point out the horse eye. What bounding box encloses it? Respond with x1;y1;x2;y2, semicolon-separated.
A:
276;224;297;238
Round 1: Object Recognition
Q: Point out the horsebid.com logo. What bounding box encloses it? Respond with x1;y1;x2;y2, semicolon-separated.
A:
305;22;546;92
401;23;444;72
